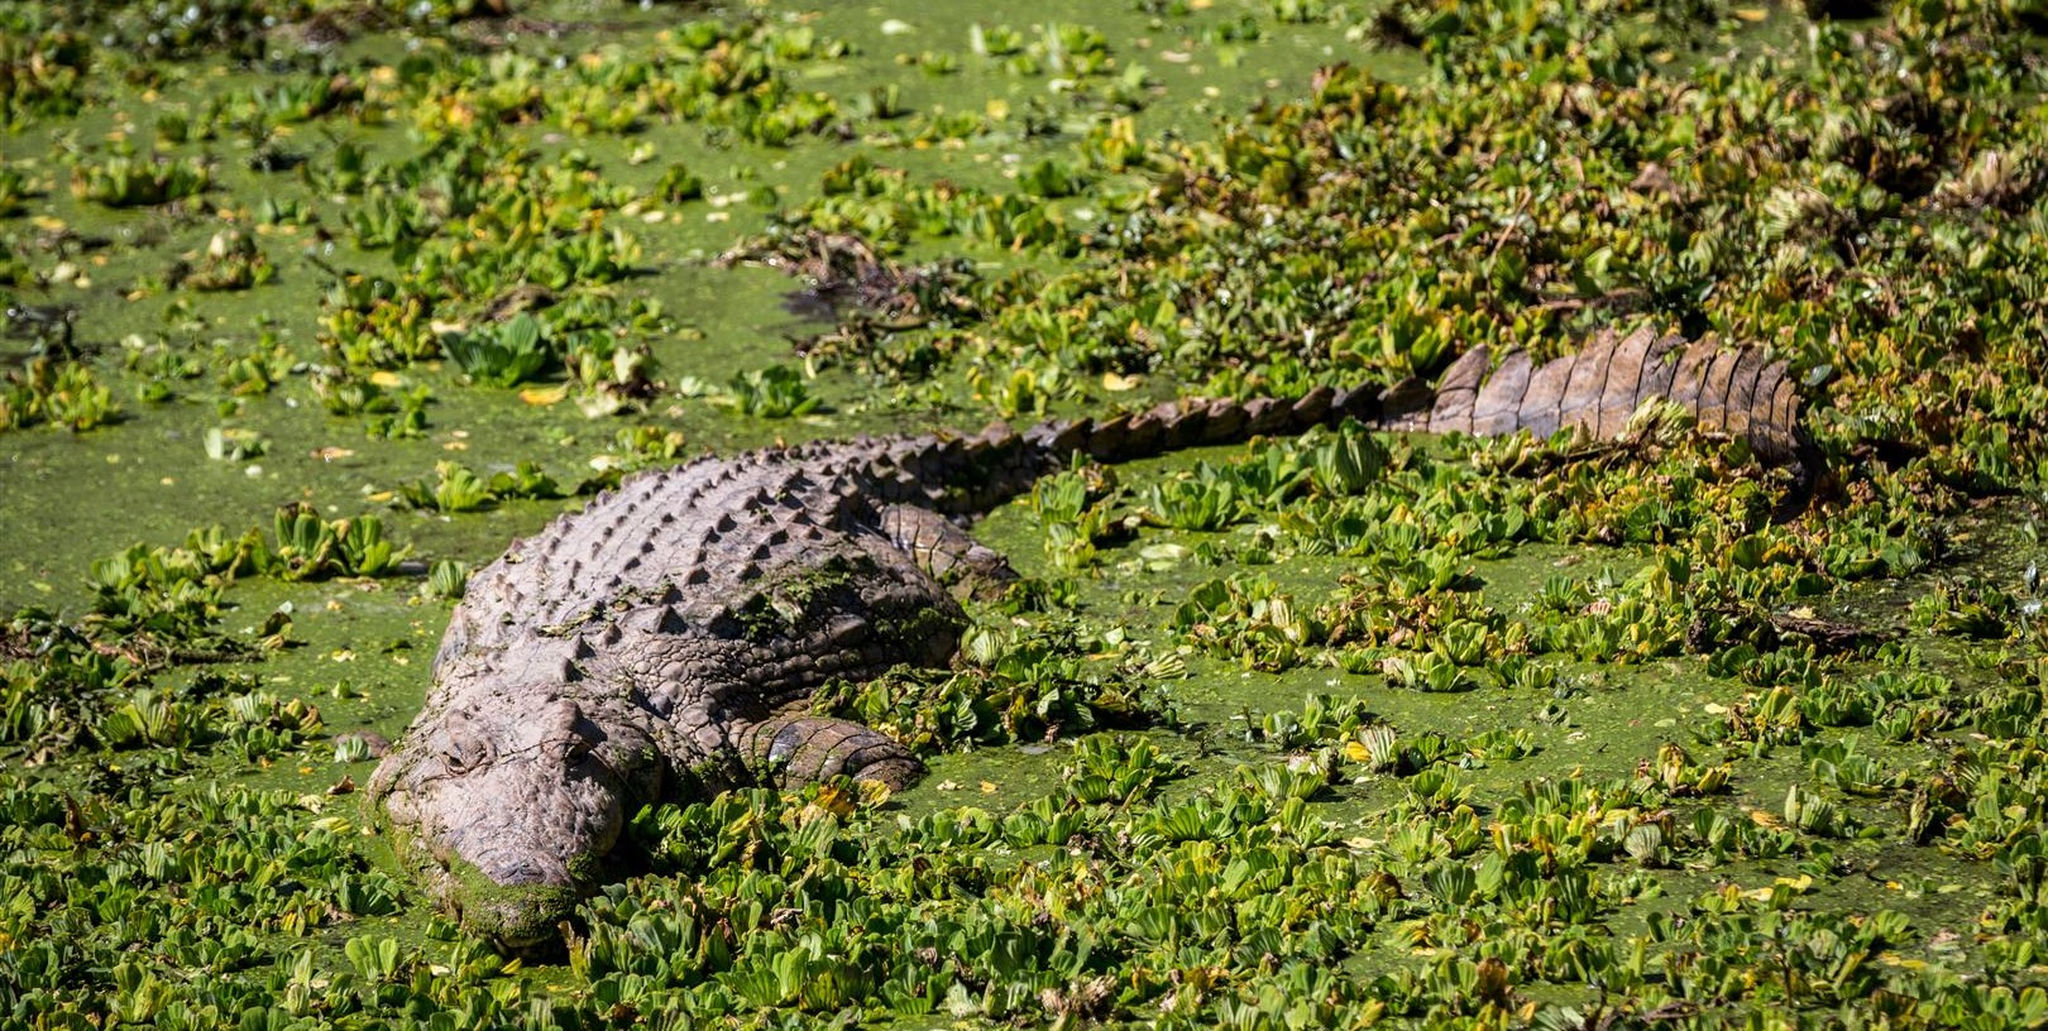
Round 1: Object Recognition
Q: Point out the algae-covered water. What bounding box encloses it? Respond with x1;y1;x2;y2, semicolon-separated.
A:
5;0;2048;1027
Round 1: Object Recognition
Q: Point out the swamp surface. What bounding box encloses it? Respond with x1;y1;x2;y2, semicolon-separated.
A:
4;0;2048;1027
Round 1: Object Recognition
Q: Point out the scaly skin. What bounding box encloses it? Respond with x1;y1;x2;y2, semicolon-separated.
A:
369;339;1811;951
368;436;1018;949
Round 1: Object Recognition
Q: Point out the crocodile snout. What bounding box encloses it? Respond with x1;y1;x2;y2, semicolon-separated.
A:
452;878;582;954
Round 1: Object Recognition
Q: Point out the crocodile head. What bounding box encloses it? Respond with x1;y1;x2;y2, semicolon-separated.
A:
369;696;663;951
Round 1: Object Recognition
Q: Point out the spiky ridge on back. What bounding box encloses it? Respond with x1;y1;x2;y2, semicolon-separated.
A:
435;441;996;709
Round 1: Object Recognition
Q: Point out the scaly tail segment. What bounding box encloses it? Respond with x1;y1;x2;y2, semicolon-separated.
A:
855;331;1809;516
1404;327;1809;468
890;382;1411;516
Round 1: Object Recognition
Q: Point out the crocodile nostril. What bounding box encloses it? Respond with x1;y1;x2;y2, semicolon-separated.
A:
475;850;560;886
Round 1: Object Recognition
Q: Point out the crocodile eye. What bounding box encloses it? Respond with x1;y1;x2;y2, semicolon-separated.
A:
444;739;485;775
442;713;492;775
545;701;599;768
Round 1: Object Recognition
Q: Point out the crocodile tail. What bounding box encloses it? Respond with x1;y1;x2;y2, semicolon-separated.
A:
884;384;1400;516
1404;329;1812;469
1015;382;1400;466
1016;330;1812;469
914;332;1811;514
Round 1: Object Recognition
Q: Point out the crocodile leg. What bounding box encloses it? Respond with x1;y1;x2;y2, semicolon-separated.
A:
876;503;1017;595
740;710;922;789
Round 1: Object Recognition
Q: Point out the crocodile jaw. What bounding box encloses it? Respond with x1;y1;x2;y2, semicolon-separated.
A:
369;698;659;950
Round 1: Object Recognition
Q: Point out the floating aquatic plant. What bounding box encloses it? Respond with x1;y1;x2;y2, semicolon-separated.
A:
69;154;210;208
267;502;407;581
0;358;118;432
442;313;553;388
722;363;821;419
181;229;274;292
393;460;561;514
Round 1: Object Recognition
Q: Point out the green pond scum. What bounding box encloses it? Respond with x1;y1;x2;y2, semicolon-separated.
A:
3;0;2048;1026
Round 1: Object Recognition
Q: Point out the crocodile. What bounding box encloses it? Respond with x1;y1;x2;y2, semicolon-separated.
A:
368;328;1813;950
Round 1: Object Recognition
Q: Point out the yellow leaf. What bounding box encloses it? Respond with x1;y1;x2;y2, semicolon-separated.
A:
979;781;997;794
1343;740;1372;763
1101;371;1144;392
520;385;570;406
1734;7;1767;20
369;371;402;388
815;785;856;816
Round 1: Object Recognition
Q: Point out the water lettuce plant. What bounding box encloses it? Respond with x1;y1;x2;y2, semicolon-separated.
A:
442;313;552;388
69;155;210;208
